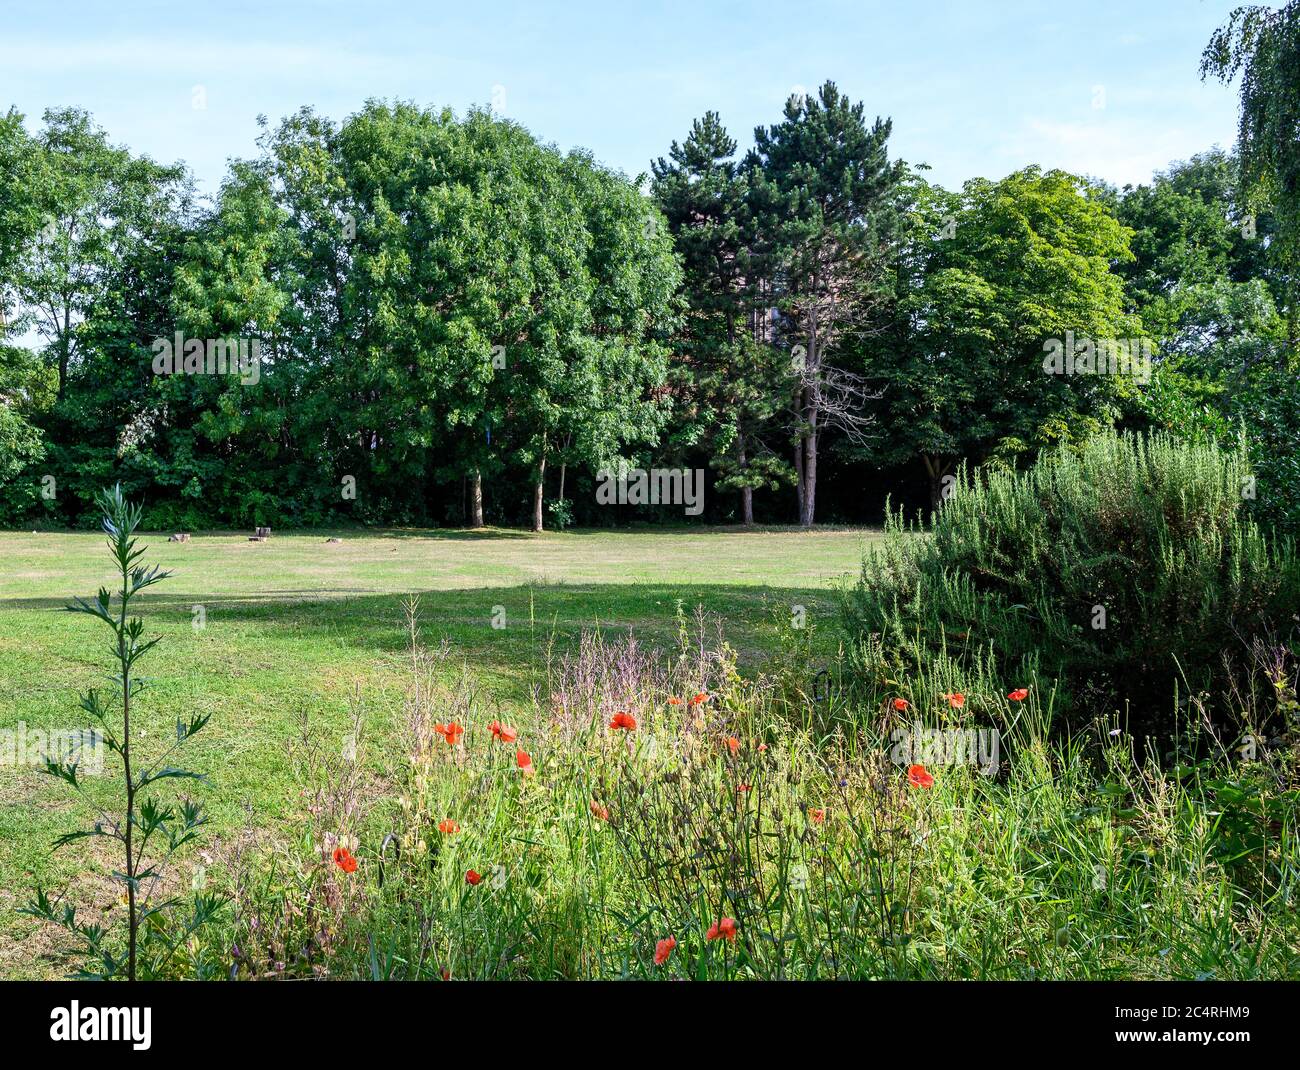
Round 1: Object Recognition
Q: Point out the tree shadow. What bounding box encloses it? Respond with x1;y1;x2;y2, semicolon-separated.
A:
0;581;848;668
61;523;881;542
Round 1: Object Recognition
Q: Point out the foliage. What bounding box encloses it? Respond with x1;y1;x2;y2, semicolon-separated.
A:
1116;150;1300;535
1203;1;1300;339
0;56;1295;531
863;167;1138;509
843;432;1300;737
651;112;791;523
746;82;903;526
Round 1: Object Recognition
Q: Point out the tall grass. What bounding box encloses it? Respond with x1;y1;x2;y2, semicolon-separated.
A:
203;600;1300;980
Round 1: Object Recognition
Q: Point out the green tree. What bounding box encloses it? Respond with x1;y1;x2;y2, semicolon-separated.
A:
0;108;38;334
867;167;1137;510
508;143;680;531
169;102;679;532
0;110;50;493
1203;1;1300;341
168;157;293;527
10;109;188;400
0;344;49;491
1116;150;1297;532
653;112;790;524
747;81;903;526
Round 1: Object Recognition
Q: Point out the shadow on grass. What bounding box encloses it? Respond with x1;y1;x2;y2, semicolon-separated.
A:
0;582;848;666
5;524;881;541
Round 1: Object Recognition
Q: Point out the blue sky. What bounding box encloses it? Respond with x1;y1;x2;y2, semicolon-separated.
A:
0;0;1261;198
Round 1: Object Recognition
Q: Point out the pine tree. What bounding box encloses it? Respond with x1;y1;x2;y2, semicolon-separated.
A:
746;82;902;527
652;113;789;524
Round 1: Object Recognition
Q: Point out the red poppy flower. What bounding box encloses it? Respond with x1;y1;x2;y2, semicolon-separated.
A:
516;748;534;774
436;721;464;745
440;967;452;981
892;697;909;711
609;711;637;731
465;869;482;886
690;692;710;706
1008;688;1029;702
667;696;683;706
758;743;768;752
488;720;518;743
438;819;460;834
737;783;752;793
943;692;966;709
589;800;609;821
725;735;740;755
654;936;676;966
332;846;358;873
907;764;935;789
706;917;738;942
808;807;826;824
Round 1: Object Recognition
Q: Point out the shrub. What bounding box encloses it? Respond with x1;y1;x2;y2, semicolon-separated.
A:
843;432;1300;740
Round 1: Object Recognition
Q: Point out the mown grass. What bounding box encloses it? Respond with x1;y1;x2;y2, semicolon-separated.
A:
0;524;876;979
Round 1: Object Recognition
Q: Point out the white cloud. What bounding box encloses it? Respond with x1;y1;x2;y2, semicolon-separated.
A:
998;114;1234;187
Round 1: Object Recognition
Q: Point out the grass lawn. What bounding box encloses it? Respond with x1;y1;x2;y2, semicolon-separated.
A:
0;524;878;979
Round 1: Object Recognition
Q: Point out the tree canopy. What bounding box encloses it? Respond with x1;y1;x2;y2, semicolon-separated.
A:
1;45;1297;534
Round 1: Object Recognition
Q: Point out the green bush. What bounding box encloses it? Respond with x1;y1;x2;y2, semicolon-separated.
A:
843;432;1300;739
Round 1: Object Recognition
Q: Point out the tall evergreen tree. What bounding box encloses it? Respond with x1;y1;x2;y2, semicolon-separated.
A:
652;112;789;524
747;81;902;526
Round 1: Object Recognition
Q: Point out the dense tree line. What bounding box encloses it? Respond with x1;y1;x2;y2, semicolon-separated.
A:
2;8;1298;532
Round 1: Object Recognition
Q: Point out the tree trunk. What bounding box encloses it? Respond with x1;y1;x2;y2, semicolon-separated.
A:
738;433;753;525
1288;282;1299;352
802;414;818;528
792;386;805;525
793;437;804;524
795;429;818;528
922;455;946;518
57;306;71;399
801;317;819;529
470;470;484;528
531;456;546;532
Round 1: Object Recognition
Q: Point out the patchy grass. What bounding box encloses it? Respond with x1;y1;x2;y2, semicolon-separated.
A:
0;524;877;978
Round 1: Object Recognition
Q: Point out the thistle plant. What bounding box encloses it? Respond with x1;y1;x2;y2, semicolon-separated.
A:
21;485;222;979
